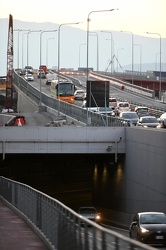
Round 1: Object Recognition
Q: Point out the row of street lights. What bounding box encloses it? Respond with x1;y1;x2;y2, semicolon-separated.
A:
14;8;163;100
101;30;113;73
87;27;162;99
39;30;57;106
14;29;57;69
146;32;162;100
15;28;141;77
86;9;118;81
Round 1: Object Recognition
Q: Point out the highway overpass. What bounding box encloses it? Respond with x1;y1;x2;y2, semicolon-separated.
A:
0;70;166;219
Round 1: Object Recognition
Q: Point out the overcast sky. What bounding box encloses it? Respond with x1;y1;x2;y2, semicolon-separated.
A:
1;0;166;37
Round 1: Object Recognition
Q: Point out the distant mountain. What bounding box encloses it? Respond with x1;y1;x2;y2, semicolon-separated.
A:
0;18;166;76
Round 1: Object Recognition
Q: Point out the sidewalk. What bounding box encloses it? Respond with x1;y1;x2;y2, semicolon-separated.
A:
0;199;49;250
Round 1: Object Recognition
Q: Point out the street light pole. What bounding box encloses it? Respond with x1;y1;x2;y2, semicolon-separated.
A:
17;29;22;69
101;30;113;73
117;48;124;73
79;43;86;68
27;30;42;67
22;32;30;69
58;22;81;115
39;30;57;107
86;9;118;126
134;44;142;76
46;38;55;67
155;52;160;71
89;32;99;71
17;29;30;69
120;31;134;85
14;29;20;69
146;32;162;100
86;9;118;82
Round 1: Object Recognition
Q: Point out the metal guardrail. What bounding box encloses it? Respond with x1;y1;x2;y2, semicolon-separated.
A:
50;71;166;118
0;176;155;250
91;71;155;98
14;71;165;125
14;72;125;127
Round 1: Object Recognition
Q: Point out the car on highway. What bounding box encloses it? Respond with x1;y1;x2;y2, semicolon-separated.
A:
78;206;101;224
74;89;86;100
109;97;117;107
115;101;131;115
129;212;166;246
37;69;46;79
134;106;150;118
97;107;115;117
136;116;160;128
19;68;27;75
24;73;34;81
24;66;34;74
39;65;48;74
46;73;57;85
157;112;166;128
119;111;139;126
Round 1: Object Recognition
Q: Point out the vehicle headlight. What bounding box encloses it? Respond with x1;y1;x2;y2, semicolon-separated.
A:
96;215;100;220
141;227;149;233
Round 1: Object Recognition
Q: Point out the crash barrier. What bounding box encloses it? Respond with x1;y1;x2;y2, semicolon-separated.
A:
0;177;155;250
14;72;164;125
14;72;126;127
91;71;155;98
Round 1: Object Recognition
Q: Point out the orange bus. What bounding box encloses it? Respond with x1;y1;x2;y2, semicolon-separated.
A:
51;80;76;104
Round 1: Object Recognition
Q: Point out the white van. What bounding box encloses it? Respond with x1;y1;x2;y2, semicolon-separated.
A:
46;73;57;85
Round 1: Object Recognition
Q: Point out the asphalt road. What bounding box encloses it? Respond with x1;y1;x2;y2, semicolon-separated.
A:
71;74;166;111
25;72;166;110
103;225;166;250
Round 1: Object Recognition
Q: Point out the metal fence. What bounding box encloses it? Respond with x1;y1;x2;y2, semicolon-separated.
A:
14;71;165;126
92;71;155;98
14;72;125;127
0;176;155;250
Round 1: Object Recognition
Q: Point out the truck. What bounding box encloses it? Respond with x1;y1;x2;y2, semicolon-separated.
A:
46;73;57;85
39;65;48;74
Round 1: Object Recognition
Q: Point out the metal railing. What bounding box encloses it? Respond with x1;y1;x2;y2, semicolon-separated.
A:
0;176;155;250
14;72;125;127
14;71;165;126
91;71;155;98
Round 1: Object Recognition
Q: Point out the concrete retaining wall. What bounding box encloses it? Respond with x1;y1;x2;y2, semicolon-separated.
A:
125;127;166;213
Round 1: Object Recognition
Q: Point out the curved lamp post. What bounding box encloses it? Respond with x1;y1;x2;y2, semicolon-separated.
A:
86;9;118;81
27;30;42;67
39;30;57;107
58;22;81;115
46;38;55;67
146;32;161;100
117;48;124;73
86;9;118;126
22;32;30;68
120;30;134;86
89;32;99;71
101;30;113;73
14;29;21;69
134;44;142;76
155;52;160;71
17;29;30;69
